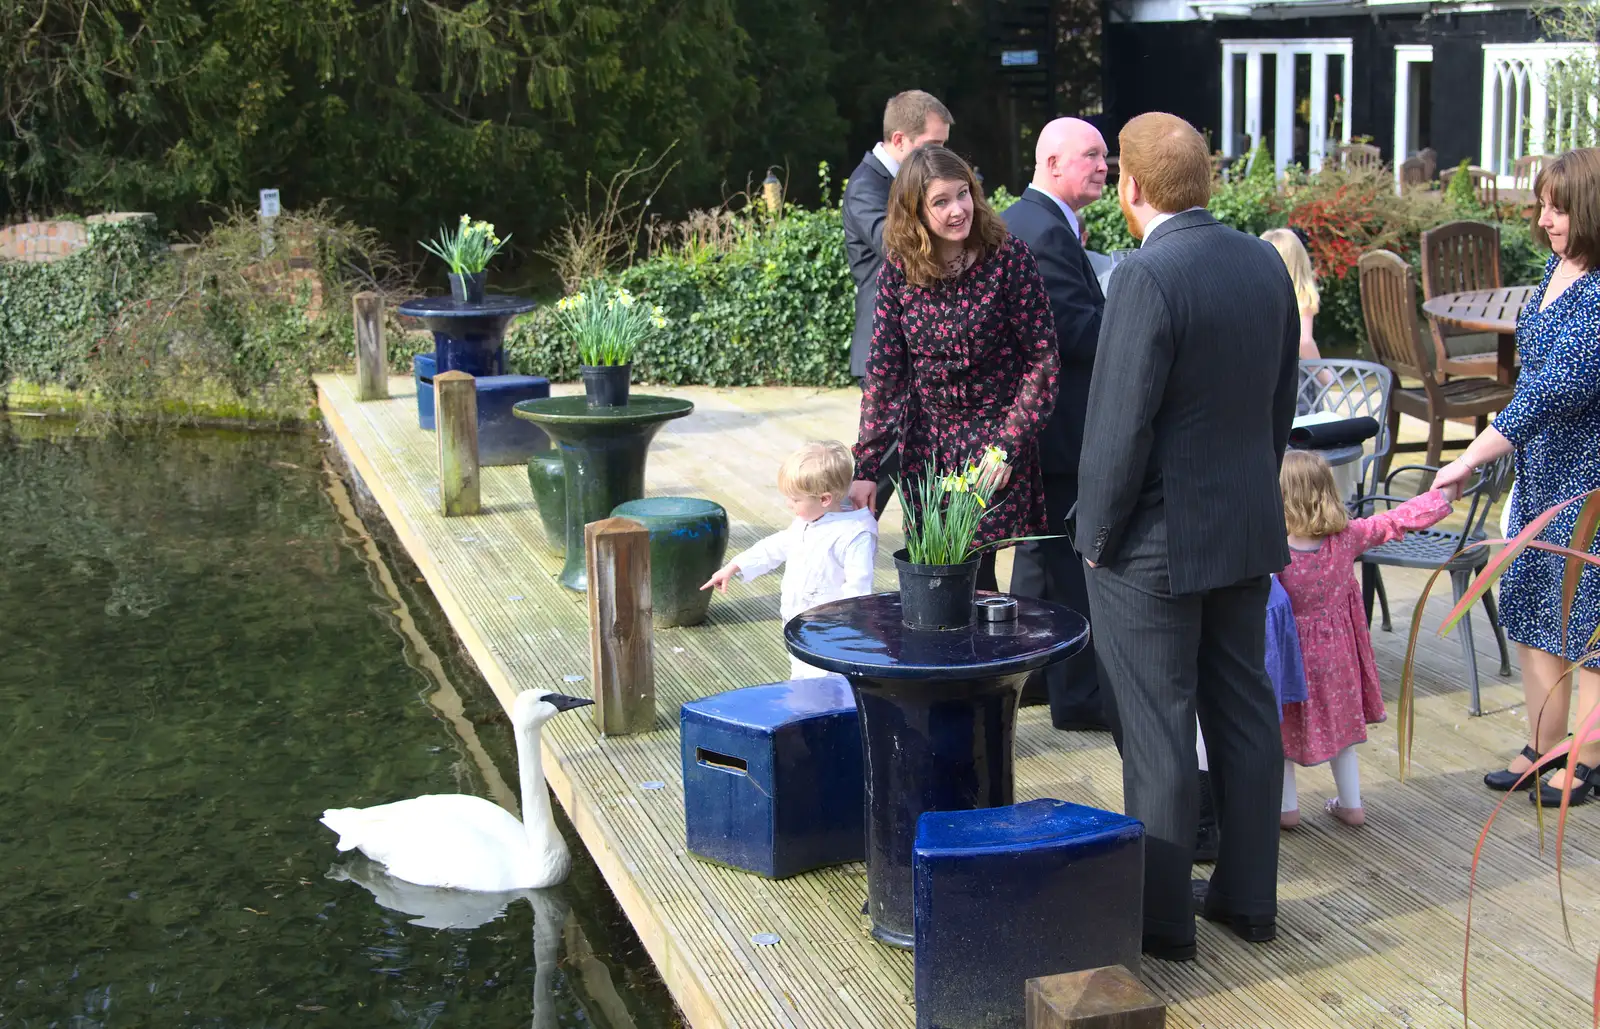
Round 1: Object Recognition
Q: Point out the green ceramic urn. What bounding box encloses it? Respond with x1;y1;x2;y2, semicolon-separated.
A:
609;497;730;627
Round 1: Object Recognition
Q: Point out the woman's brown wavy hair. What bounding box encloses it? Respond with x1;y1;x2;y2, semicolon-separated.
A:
883;145;1008;288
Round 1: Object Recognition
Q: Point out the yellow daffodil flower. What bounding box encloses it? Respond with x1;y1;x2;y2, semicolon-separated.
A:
982;445;1008;466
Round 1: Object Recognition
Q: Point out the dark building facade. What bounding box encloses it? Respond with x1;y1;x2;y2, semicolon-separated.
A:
1100;3;1578;179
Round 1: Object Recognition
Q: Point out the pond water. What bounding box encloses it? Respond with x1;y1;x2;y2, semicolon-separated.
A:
0;415;680;1028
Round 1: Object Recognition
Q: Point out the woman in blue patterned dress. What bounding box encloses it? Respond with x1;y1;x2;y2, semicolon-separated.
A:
1434;148;1600;807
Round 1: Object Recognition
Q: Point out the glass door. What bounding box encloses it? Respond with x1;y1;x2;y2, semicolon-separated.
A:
1221;39;1353;175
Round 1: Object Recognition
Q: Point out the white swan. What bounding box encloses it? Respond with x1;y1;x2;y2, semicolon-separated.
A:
321;689;592;891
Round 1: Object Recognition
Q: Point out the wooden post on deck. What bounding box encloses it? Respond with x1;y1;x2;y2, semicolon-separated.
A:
1025;967;1165;1029
435;370;480;517
353;292;388;401
585;517;655;735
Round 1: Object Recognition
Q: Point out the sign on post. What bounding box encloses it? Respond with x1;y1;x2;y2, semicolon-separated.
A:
259;189;281;218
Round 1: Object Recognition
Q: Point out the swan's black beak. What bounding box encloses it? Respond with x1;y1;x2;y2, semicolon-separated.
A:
545;693;595;712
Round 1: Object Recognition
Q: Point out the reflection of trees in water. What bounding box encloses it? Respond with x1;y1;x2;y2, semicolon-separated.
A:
0;420;345;628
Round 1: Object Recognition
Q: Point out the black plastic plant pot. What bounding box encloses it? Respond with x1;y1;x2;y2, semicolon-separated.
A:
893;548;980;631
581;363;632;408
448;271;487;304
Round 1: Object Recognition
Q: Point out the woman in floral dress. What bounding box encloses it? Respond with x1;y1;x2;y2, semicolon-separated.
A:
848;145;1060;590
1433;147;1600;807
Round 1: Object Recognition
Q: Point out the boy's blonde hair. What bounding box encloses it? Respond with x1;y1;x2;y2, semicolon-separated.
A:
1280;450;1349;539
778;440;854;499
1262;228;1320;316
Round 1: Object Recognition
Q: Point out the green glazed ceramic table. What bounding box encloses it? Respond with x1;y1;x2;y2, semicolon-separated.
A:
513;395;694;591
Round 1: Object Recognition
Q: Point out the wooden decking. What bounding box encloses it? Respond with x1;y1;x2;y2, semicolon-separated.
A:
316;373;1600;1029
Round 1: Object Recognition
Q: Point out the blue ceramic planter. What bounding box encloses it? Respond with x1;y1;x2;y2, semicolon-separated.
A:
913;800;1145;1028
680;677;864;878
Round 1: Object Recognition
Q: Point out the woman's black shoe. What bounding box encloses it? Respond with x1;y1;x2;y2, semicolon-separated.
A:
1485;745;1564;791
1533;763;1600;807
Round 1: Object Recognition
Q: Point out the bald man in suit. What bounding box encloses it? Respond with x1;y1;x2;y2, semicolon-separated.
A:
1001;117;1111;731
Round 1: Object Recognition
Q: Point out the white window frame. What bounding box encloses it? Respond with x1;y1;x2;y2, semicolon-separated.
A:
1481;43;1594;182
1393;45;1433;186
1220;39;1354;176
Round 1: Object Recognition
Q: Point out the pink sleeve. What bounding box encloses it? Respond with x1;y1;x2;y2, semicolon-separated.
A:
1342;489;1454;553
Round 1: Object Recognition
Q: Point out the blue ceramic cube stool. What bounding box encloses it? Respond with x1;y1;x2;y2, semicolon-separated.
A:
680;677;865;879
474;374;551;466
913;799;1144;1029
415;353;437;430
413;352;551;466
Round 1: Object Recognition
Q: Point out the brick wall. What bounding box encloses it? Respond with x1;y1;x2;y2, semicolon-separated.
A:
0;213;154;262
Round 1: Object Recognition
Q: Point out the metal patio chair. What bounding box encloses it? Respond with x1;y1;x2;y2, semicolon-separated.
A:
1358;453;1515;716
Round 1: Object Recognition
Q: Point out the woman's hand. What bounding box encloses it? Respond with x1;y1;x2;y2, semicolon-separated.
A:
978;461;1013;492
848;479;878;516
975;444;1012;492
1431;459;1474;502
701;564;739;593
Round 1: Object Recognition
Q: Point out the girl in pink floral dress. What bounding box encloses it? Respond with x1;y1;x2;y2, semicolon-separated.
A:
1276;451;1454;827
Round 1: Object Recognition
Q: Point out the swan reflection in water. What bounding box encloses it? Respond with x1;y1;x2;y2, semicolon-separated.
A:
328;857;570;1029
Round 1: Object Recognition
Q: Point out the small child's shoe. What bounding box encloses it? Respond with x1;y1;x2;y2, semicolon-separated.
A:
1279;809;1301;829
1324;798;1365;827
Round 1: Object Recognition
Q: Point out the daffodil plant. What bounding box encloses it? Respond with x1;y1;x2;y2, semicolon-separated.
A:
553;287;668;367
419;214;510;275
901;446;1018;565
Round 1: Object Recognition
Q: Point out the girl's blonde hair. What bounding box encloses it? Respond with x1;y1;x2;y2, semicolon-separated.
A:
1262;228;1320;316
778;440;854;499
1280;450;1349;539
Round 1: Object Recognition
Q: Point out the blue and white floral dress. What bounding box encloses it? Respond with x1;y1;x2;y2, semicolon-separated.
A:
1495;256;1600;667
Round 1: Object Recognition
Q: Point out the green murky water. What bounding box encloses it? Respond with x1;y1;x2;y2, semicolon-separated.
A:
0;416;680;1028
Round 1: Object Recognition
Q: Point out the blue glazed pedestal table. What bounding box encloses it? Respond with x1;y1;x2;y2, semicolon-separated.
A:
397;295;536;377
784;593;1088;949
513;395;695;591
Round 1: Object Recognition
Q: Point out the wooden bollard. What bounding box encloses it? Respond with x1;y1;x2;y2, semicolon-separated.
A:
353;291;388;401
435;370;480;517
585;517;655;735
1026;966;1165;1029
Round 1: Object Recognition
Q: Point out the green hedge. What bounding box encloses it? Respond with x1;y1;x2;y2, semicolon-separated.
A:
497;194;856;387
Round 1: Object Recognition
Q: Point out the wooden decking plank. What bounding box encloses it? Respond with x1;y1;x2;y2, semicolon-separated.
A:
317;373;1599;1029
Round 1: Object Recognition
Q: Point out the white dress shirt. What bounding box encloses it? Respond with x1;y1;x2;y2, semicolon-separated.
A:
872;142;901;178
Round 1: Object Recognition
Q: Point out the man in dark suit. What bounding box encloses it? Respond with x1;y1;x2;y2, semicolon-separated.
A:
1076;113;1299;962
842;90;951;514
1001;117;1110;730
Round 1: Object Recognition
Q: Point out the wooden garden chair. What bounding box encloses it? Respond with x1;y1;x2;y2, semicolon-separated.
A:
1398;156;1428;190
1513;153;1546;192
1439;165;1499;209
1419;221;1503;380
1333;142;1382;172
1357;250;1516;477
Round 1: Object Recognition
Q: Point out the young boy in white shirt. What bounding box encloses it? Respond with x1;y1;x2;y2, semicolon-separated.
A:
701;440;879;679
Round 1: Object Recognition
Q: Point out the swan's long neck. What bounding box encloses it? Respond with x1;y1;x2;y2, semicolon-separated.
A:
514;714;561;857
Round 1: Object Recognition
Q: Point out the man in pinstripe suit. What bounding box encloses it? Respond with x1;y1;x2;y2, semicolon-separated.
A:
1075;113;1300;961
